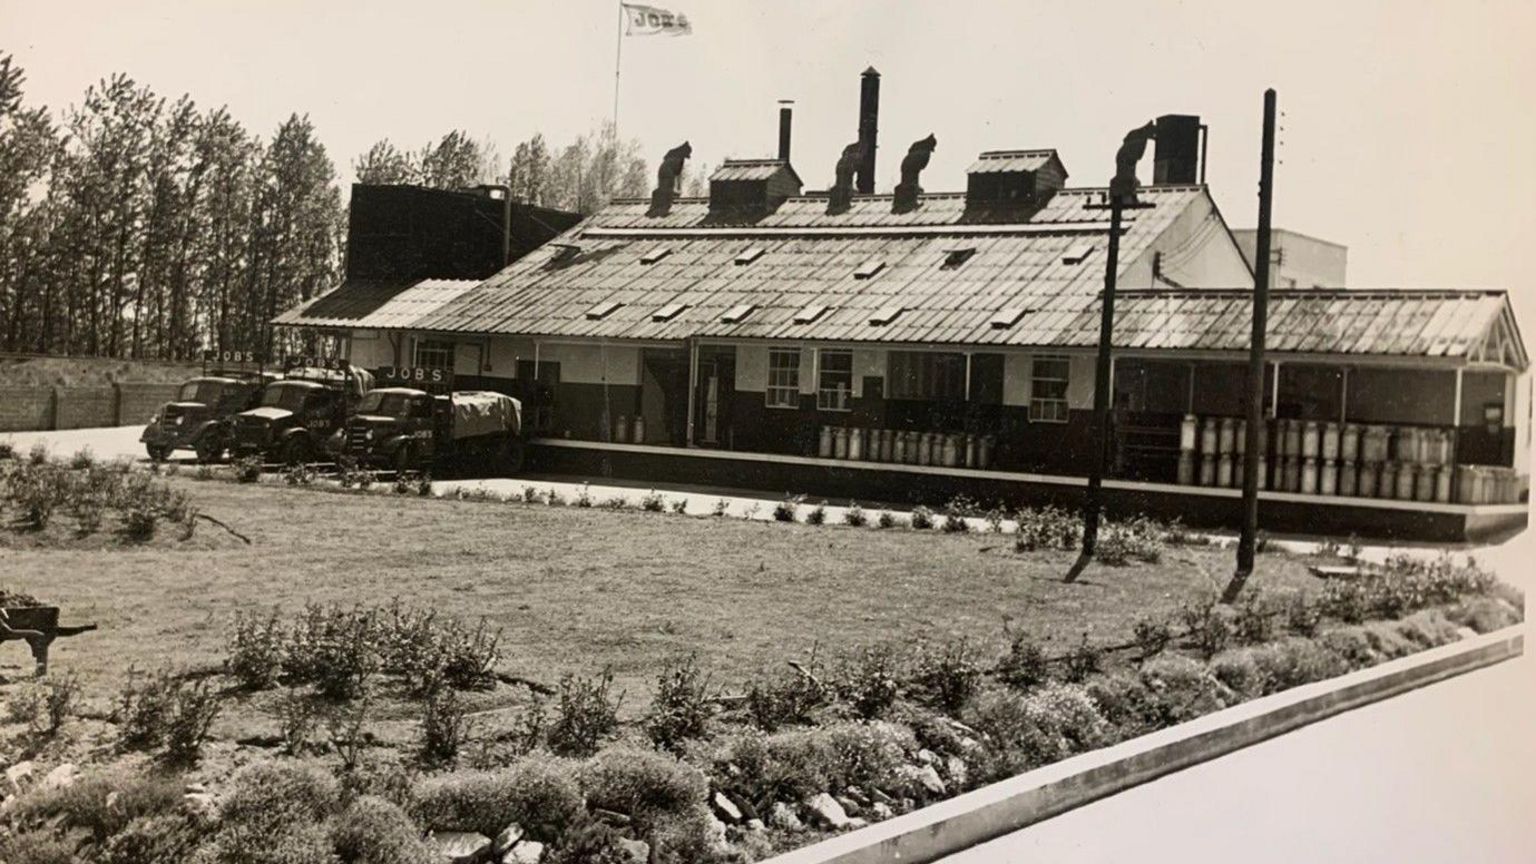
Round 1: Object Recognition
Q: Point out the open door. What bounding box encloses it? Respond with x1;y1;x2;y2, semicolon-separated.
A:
695;347;737;447
641;348;689;446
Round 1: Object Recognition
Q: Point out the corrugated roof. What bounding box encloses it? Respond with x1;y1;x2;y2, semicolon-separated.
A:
272;279;481;329
1098;289;1516;359
274;188;1525;367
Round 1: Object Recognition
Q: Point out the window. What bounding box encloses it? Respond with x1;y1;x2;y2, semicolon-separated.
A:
817;350;853;411
887;351;966;401
767;349;801;408
1030;355;1071;422
414;338;454;371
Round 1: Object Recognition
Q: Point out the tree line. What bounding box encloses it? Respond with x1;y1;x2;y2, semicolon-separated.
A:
0;53;665;362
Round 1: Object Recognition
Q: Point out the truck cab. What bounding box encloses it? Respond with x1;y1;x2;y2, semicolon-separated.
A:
140;374;272;462
231;367;371;464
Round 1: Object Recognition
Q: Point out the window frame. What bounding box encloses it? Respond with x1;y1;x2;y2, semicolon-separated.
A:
816;349;854;412
766;348;802;409
1029;354;1072;423
886;351;967;401
413;338;455;371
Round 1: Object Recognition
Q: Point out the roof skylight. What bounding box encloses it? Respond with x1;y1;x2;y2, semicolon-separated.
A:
640;246;672;264
735;247;765;265
652;303;687;322
853;260;886;280
942;248;977;269
869;305;905;326
1061;243;1095;265
720;303;756;323
793;304;829;324
585;300;623;320
989;308;1029;329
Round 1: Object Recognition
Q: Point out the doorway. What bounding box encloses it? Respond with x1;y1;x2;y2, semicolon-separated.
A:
641;348;689;446
695;347;736;447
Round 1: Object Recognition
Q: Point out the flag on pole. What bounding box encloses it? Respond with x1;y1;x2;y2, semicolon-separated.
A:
622;3;693;36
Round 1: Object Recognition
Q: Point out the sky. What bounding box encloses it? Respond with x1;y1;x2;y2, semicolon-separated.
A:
5;0;1536;324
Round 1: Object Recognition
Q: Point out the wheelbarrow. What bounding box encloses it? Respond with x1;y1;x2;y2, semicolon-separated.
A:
0;606;97;677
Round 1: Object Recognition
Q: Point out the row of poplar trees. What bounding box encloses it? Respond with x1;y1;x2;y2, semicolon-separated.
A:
0;52;659;363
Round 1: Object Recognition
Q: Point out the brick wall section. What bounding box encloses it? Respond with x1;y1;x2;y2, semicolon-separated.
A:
0;387;55;432
0;382;182;432
118;383;180;426
54;386;115;430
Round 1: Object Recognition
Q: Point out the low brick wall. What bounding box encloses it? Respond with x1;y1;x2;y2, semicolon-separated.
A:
0;383;181;433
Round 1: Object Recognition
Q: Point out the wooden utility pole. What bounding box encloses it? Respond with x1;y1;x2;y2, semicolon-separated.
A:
1081;194;1124;557
1227;88;1278;602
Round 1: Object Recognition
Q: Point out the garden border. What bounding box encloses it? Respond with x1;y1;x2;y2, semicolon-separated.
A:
763;623;1524;864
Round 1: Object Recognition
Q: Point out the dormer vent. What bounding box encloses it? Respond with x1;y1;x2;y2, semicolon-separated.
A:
964;149;1068;210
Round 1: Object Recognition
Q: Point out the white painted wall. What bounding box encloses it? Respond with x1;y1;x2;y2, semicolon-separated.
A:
1123;191;1255;289
348;332;394;368
1067;355;1096;409
539;342;642;386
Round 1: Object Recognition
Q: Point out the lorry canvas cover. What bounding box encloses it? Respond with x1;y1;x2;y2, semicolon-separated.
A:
450;391;520;440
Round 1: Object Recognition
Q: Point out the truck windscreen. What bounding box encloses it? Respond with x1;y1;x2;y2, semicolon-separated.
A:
356;392;415;417
260;384;313;412
178;381;225;404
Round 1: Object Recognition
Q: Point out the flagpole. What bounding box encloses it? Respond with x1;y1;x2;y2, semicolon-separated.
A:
613;1;624;139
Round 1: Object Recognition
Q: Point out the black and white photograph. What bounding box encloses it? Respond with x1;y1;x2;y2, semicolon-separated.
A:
0;2;1531;861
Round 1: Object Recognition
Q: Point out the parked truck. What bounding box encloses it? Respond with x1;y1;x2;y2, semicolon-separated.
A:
340;386;525;476
229;361;374;465
140;370;275;463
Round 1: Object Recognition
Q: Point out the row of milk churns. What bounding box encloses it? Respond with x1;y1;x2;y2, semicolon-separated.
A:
819;426;996;469
1178;415;1465;503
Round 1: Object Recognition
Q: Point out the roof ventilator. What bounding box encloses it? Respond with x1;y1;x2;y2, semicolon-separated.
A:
641;246;672;264
1061;243;1094;265
720;303;756;323
869;305;905;326
989;308;1028;329
735;247;764;265
652;303;687;322
942;248;976;269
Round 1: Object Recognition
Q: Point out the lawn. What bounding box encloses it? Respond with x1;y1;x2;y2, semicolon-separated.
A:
3;475;1317;728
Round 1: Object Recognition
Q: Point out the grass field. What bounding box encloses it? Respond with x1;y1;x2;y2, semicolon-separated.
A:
2;476;1322;734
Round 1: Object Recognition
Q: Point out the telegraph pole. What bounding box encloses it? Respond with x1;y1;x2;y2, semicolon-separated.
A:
1227;88;1278;602
1081;194;1124;558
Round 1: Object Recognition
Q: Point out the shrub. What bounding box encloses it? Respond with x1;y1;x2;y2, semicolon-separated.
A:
805;502;827;525
28;441;49;465
997;629;1051;692
1014;506;1080;552
411;756;585;841
965;683;1108;780
1285;592;1323;636
697;731;827;810
1208;650;1265;699
580;746;708;835
836;644;901;719
233;455;262;483
668;497;688;514
1319;627;1377;669
818;720;914;791
1180;594;1234;659
1233;589;1275;645
772;494;801;522
1094;524;1135;565
101;813;202;864
1244;637;1348;694
1085;670;1160;738
640;489;666;512
282;603;379;700
983;505;1007;534
115;668;177;751
910;505;935;530
574;483;594;507
745;665;827;731
219;761;340;834
416;474;433;496
1060;633;1103;683
0;833;76;864
1318;579;1369;624
0;440;12;460
711;497;730;517
226;610;284;690
1446;596;1522;633
331;795;433;864
276;689;319;756
9;670;79;736
542;819;634;864
876;510;899;529
162;677;222;766
644;654;714;752
1132;616;1173;660
1138;655;1234;724
8;767;182;844
910;637;983;714
420;685;474;767
547;669;622;757
843;502;867;527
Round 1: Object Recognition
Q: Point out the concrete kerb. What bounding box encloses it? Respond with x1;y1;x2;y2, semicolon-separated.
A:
762;624;1525;864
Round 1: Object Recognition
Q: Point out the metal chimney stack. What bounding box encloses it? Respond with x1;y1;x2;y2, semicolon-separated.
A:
778;100;794;161
856;67;880;194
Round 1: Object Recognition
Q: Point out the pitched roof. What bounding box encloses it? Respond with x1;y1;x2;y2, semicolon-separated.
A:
964;149;1064;175
709;158;802;186
273;278;481;329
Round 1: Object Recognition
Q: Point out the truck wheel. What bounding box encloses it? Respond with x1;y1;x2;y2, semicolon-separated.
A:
280;436;312;467
145;444;172;462
194;436;224;464
501;439;526;476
